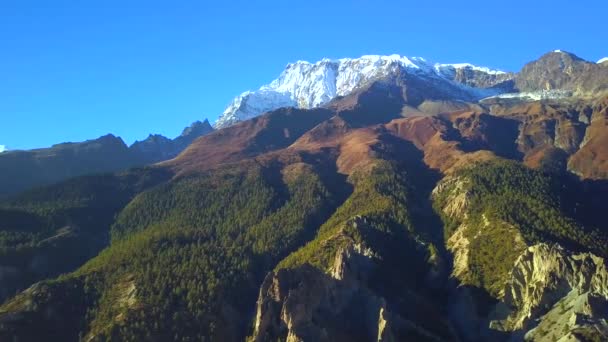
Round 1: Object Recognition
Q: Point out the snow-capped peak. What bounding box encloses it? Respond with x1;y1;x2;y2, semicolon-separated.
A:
598;57;608;64
214;54;510;128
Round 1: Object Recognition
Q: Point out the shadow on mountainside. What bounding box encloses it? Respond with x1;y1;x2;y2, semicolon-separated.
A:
439;113;524;161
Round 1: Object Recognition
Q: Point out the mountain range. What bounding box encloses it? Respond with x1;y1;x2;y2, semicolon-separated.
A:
215;51;608;128
0;50;607;342
0;120;213;198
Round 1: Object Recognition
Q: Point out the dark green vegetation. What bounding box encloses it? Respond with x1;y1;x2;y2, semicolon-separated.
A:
2;150;606;341
0;156;346;341
0;168;171;303
279;160;429;271
434;160;608;295
0;143;449;341
437;160;608;254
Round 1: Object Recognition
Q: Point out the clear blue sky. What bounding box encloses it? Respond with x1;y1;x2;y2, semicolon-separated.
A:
2;0;607;150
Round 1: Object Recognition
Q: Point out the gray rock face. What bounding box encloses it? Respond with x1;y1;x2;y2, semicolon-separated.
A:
515;51;608;97
523;291;608;342
252;263;389;342
129;119;213;163
434;175;608;341
251;226;457;342
129;134;175;162
491;244;608;334
440;66;515;91
444;238;608;341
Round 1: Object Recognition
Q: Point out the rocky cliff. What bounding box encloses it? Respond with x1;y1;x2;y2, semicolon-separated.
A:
251;218;457;342
434;170;608;341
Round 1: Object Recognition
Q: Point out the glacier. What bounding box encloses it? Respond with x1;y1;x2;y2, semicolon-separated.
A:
215;54;510;128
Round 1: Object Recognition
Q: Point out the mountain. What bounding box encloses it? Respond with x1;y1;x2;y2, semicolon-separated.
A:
130;119;214;163
215;54;514;128
0;51;607;342
216;52;608;128
0;134;136;198
0;120;213;198
515;50;608;97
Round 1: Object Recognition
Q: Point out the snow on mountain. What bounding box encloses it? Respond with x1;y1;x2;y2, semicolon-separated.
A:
481;89;571;102
598;57;608;64
215;54;510;128
434;63;506;76
0;145;6;153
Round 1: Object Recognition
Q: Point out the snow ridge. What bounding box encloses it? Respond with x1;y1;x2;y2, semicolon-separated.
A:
215;54;509;128
598;57;608;64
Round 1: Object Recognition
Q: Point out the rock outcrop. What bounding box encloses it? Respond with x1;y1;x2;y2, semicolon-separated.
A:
515;51;608;98
251;218;457;342
434;172;608;341
491;244;608;336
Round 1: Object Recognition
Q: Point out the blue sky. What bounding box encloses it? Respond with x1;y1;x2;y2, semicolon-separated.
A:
1;0;607;150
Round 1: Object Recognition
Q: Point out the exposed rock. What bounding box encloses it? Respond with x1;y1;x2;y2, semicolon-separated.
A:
251;263;388;342
129;119;214;164
446;223;472;282
515;51;608;97
251;232;457;342
524;290;608;342
330;241;377;283
491;243;608;336
129;134;175;162
431;176;472;220
437;65;515;91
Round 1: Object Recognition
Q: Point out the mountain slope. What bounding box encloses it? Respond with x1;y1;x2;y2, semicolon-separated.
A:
0;167;171;304
0;134;135;198
130;119;214;163
0;51;607;342
515;51;608;97
432;161;608;340
0;120;213;198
